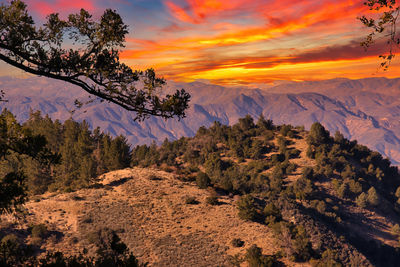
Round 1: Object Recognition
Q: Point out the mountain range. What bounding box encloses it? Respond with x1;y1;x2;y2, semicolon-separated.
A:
1;76;400;164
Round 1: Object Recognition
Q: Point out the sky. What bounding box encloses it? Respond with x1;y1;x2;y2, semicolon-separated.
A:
1;0;399;86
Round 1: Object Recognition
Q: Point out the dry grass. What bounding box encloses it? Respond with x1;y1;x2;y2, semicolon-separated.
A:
15;167;304;266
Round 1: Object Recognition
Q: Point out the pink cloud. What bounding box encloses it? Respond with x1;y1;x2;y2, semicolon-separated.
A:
26;0;95;16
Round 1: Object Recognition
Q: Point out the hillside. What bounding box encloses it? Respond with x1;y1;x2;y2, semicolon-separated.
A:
13;168;288;266
2;116;400;266
1;76;400;165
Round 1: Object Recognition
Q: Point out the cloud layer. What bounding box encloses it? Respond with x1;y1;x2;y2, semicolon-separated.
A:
2;0;399;85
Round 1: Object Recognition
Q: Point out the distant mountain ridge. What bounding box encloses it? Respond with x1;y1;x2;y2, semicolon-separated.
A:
1;76;400;164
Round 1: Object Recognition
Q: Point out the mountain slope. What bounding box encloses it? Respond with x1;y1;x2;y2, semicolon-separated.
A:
4;119;400;266
1;76;400;164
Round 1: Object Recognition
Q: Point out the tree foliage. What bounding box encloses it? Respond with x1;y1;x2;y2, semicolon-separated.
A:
359;0;399;70
0;109;59;213
0;110;132;195
0;0;190;120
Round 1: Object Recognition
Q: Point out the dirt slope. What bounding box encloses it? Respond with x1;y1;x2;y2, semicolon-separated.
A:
21;167;306;266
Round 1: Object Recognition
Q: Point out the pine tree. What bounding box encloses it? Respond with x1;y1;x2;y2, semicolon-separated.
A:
0;110;57;212
75;121;96;186
367;187;380;206
57;119;80;189
355;192;368;208
256;114;274;130
308;122;331;145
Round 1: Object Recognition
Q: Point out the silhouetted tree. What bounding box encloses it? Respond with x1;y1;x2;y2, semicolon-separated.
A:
0;0;190;120
359;0;399;70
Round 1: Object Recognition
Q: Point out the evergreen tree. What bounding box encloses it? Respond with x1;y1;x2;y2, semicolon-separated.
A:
355;192;368;208
256;114;274;130
238;115;255;131
367;187;380;206
102;135;131;171
0;109;58;212
308;122;331;145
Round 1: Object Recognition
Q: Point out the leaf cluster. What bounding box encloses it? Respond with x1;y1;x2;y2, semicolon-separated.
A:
0;0;190;120
359;0;400;70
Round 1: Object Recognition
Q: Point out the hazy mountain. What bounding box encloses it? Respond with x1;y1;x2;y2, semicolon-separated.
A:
1;76;400;164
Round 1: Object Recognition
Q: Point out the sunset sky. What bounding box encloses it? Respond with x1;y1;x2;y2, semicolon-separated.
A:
1;0;399;86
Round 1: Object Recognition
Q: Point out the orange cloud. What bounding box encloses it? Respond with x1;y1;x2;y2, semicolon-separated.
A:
165;0;257;24
122;0;399;85
165;1;198;24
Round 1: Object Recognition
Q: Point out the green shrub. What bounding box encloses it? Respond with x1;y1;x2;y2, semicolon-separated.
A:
280;125;292;137
311;249;342;267
263;203;281;220
237;195;258;221
308;122;331;145
31;224;48;239
311;200;326;214
245;245;279;267
196;172;211;189
293;178;314;200
292;225;313;262
86;228;127;256
0;234;24;265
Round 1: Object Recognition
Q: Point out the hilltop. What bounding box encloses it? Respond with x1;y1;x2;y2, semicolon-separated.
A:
2;114;400;266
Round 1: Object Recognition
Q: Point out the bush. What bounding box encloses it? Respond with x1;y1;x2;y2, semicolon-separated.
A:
237;195;258;221
196;172;211;189
311;249;342;267
292;225;313;262
31;224;48;239
348;179;362;195
245;245;279;267
263;203;281;220
0;234;24;266
308;122;331;145
231;238;245;247
310;200;326;214
280;125;292;137
293;178;314;200
86;228;127;256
